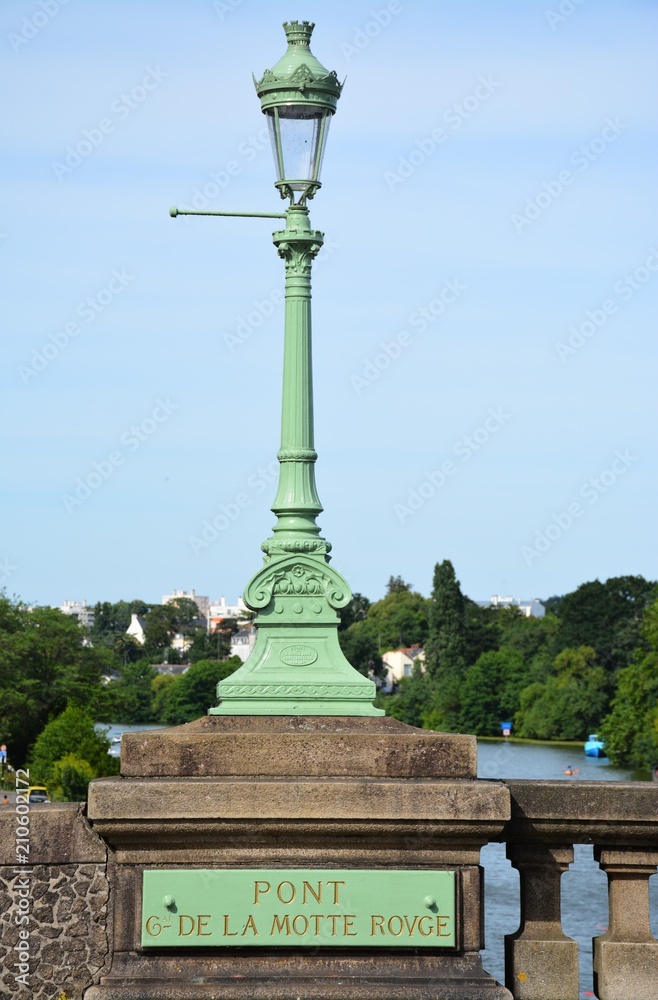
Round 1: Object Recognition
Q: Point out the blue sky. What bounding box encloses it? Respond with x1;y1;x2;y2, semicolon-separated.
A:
1;0;656;609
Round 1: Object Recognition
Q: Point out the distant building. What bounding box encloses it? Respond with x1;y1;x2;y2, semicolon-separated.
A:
162;589;210;619
476;595;545;618
126;613;147;645
231;624;257;663
209;596;248;632
381;646;425;693
59;599;95;629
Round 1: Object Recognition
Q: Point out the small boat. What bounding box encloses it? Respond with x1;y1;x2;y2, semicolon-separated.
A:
107;734;123;758
584;734;606;757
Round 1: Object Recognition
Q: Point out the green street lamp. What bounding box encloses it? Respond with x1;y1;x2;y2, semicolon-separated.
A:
171;21;381;716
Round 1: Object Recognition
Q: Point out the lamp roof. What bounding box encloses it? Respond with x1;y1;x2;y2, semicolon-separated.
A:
254;21;343;114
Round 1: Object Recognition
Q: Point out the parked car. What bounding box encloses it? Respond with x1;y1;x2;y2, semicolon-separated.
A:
27;785;50;804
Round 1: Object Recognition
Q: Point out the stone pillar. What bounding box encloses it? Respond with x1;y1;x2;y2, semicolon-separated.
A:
84;716;512;1000
504;844;579;1000
593;846;658;1000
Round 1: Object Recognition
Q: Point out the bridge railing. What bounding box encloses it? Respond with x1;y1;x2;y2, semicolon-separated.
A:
496;780;658;1000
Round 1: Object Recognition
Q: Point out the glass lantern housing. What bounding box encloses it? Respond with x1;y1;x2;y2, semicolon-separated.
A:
255;21;342;204
266;104;332;202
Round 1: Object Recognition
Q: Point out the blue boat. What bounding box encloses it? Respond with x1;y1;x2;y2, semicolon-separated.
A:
584;734;606;757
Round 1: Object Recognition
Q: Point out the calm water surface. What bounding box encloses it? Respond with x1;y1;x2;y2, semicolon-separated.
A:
477;739;658;998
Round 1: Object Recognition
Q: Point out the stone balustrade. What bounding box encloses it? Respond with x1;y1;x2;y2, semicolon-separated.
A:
0;744;656;999
498;780;658;1000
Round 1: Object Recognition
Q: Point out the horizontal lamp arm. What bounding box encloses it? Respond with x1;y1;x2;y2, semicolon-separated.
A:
169;206;286;220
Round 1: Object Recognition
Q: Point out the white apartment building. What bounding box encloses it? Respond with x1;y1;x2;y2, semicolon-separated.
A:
59;600;95;629
209;596;248;629
476;596;545;618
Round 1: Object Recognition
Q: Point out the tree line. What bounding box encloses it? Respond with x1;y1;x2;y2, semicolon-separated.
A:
1;566;656;801
338;564;657;771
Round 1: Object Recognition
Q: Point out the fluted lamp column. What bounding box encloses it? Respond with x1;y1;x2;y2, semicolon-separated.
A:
210;21;381;716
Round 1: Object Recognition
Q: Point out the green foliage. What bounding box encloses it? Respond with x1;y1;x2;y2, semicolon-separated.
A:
27;706;118;787
552;576;656;673
338;578;428;678
425;560;467;682
0;597;116;764
188;622;237;663
339;593;371;632
380;665;434;729
600;599;658;769
338;627;383;678
459;649;527;735
99;661;158;723
515;646;609;740
161;657;243;725
50;753;96;801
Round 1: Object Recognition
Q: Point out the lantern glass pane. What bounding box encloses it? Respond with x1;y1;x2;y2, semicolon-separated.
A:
266;105;331;191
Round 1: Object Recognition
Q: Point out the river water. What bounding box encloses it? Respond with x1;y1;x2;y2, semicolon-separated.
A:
477;739;658;998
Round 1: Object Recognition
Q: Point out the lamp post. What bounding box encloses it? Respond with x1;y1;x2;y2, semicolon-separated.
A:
171;21;381;716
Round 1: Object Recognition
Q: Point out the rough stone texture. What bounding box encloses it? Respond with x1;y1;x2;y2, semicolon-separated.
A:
89;775;509;823
593;846;658;1000
0;862;110;1000
503;779;658;845
0;802;107;865
85;952;511;1000
504;844;579;1000
120;715;477;780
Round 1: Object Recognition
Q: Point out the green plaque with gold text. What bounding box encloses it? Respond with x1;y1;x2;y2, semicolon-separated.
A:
141;869;456;948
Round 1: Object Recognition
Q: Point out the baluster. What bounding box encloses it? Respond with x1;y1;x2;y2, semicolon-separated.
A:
504;843;579;1000
593;846;658;1000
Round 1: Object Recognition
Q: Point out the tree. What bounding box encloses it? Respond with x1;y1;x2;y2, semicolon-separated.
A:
167;597;204;635
50;753;96;801
459;649;527;736
338;627;383;678
142;604;176;655
162;657;243;725
600;599;658;769
188;620;238;663
553;576;656;673
99;661;158;723
27;706;118;787
381;664;433;729
0;597;114;764
516;646;609;741
425;560;467;681
339;593;371;631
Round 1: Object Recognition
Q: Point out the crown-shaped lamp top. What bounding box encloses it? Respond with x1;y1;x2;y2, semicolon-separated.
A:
255;20;342;114
283;19;315;45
